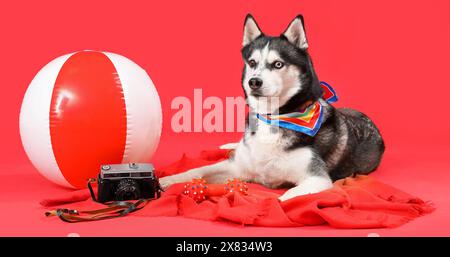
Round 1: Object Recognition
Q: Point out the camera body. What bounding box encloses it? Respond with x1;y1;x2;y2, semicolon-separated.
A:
97;163;160;203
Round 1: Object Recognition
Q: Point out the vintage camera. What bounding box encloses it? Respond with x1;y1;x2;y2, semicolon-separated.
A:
96;163;161;203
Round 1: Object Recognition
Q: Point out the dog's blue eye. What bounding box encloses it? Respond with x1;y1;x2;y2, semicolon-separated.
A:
248;60;257;68
273;61;284;69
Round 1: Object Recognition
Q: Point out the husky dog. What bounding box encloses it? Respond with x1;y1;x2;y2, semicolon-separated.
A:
160;14;385;201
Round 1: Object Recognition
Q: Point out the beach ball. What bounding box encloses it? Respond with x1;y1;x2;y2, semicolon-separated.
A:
19;51;162;189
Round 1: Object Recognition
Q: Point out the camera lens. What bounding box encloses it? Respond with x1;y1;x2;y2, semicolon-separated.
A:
114;179;140;201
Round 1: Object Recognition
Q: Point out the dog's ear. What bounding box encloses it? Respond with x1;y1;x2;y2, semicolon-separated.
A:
282;15;308;50
243;14;263;46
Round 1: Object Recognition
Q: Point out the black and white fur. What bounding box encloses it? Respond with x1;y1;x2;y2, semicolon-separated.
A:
160;14;385;201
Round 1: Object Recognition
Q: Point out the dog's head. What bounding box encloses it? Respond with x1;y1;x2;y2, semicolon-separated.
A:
241;14;323;114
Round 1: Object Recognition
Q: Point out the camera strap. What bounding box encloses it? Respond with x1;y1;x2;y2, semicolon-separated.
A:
87;178;98;202
45;199;149;223
45;178;163;223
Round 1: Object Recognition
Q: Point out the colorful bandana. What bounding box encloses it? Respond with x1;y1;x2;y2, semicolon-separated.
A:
256;81;338;136
320;81;338;104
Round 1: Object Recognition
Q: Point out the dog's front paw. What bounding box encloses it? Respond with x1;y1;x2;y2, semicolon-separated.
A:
278;188;317;202
159;175;179;190
278;190;309;202
278;184;331;202
279;176;333;202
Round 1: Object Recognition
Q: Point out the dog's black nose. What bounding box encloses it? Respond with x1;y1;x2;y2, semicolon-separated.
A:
248;78;263;90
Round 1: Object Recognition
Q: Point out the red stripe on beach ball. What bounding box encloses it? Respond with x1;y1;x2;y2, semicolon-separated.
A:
49;51;127;188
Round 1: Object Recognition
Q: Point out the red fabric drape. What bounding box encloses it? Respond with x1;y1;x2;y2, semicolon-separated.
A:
41;149;434;228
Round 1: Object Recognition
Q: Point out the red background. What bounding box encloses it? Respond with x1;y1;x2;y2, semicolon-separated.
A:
0;0;449;236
